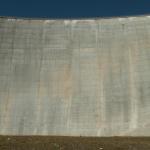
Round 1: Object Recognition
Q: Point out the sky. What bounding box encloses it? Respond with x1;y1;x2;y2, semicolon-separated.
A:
0;0;150;18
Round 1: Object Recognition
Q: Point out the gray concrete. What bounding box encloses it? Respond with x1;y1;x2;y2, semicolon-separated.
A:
0;16;150;136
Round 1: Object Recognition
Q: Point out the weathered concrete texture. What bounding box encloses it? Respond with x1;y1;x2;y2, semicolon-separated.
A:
0;16;150;136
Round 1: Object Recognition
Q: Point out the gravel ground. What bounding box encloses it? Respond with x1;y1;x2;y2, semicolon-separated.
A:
0;136;150;150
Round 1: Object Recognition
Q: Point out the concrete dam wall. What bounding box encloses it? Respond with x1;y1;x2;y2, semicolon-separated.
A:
0;16;150;136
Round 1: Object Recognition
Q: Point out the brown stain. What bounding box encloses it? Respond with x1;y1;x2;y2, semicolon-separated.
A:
38;64;73;100
2;92;14;129
59;65;73;99
39;83;47;97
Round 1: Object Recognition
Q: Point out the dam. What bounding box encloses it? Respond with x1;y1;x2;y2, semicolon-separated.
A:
0;15;150;136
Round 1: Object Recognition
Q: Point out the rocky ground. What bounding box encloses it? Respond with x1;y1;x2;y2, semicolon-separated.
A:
0;136;150;150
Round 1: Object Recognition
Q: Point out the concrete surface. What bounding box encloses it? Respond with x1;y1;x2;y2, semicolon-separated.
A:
0;16;150;136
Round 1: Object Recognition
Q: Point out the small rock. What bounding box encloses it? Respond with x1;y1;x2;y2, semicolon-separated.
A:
7;137;10;141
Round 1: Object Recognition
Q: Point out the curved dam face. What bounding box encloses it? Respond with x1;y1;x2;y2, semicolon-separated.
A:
0;16;150;136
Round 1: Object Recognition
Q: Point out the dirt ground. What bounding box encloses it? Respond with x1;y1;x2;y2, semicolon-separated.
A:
0;136;150;150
